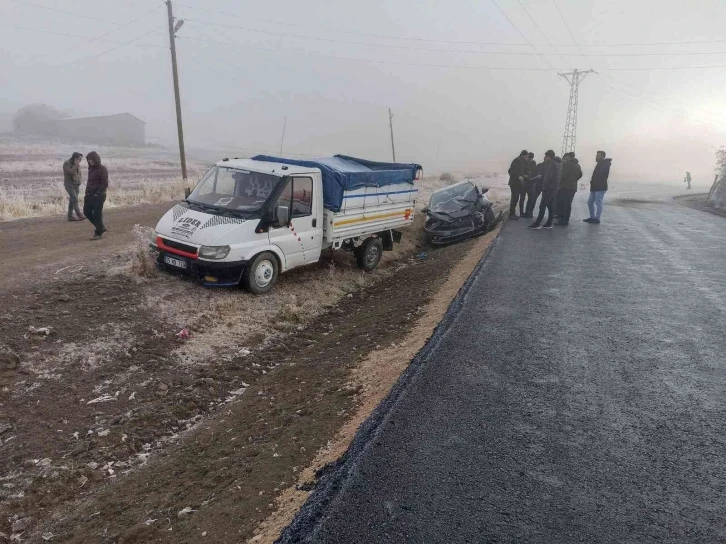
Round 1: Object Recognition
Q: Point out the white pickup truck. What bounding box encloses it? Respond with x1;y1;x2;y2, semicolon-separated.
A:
150;155;422;293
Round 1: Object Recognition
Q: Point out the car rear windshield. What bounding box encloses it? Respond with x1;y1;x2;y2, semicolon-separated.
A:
188;166;280;212
429;182;477;208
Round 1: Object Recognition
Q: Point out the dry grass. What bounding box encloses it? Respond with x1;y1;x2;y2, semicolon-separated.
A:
135;212;427;368
129;225;158;278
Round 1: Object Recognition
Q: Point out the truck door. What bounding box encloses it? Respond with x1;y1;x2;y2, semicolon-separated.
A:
268;179;305;270
290;176;323;264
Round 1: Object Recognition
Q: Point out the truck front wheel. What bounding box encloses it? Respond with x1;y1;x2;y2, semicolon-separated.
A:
242;252;279;294
356;237;383;271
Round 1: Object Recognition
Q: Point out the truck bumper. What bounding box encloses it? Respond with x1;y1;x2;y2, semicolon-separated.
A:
155;249;248;287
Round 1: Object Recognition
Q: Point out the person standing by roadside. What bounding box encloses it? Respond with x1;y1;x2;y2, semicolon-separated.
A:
525;158;546;218
508;150;529;220
520;152;537;218
528;150;561;230
83;151;108;239
584;151;612;224
684;171;692;190
62;152;86;222
555;152;582;226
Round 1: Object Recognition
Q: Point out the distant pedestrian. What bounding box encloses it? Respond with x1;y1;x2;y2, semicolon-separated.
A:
528;150;561;230
584;151;612;224
520;152;537;218
555;152;582;226
62;152;86;222
83;151;108;240
508;150;529;220
684;171;692;190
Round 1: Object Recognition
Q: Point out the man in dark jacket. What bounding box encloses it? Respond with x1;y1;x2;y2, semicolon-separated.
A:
584;150;612;224
525;159;546;218
555;152;582;226
63;152;86;222
520;152;537;218
83;151;109;239
528;150;561;230
508;149;529;219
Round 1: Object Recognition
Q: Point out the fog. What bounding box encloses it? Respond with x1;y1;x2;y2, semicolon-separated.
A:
3;0;726;185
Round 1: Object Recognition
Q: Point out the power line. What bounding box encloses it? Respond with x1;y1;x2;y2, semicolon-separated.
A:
183;17;726;58
0;22;164;48
180;35;726;72
37;3;165;61
175;3;726;50
54;27;163;66
489;0;554;68
5;0;152;27
551;0;588;64
601;76;726;132
516;0;568;66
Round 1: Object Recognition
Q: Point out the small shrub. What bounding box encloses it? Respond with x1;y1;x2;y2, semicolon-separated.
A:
439;172;455;182
129;224;158;278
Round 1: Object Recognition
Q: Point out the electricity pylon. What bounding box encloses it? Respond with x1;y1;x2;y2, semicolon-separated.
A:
559;69;596;157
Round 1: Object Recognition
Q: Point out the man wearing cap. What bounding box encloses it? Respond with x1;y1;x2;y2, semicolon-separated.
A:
508;149;529;219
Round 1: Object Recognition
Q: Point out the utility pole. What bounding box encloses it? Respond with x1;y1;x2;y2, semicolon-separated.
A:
388;108;397;162
279;116;287;155
166;0;187;181
559;68;596;157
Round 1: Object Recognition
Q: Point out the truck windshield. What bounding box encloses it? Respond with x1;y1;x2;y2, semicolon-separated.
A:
188;166;280;212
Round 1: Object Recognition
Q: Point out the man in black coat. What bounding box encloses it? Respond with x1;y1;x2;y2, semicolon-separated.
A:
555;152;582;226
528;150;561;230
584;150;612;224
508;150;529;219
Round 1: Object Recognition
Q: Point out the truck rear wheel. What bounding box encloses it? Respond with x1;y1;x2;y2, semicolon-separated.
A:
242;252;279;294
356;237;383;271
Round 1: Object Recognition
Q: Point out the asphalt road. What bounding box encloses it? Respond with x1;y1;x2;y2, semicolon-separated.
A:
282;194;726;544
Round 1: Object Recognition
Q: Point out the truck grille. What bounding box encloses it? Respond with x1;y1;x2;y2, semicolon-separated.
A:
161;237;197;255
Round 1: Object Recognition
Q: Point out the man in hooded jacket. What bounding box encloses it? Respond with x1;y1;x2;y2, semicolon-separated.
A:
83;151;109;239
528;150;561;230
555;152;582;226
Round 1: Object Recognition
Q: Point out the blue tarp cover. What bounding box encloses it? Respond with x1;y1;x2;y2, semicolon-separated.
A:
251;154;422;212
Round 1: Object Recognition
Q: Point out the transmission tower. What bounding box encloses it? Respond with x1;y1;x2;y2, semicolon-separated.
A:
559;68;596;156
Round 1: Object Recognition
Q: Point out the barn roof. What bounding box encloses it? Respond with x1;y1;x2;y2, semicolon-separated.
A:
55;113;146;124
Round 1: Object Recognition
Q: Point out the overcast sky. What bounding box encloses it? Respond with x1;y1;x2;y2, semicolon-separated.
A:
2;0;726;183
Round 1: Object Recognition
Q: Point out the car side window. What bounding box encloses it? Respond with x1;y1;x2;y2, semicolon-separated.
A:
291;177;313;217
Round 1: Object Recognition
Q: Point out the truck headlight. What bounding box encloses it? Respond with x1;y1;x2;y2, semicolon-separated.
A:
150;230;158;246
199;245;231;260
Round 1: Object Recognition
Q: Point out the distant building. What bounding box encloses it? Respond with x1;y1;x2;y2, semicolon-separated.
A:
13;105;146;146
51;113;146;145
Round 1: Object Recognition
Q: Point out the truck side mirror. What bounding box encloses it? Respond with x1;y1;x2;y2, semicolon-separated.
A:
276;205;289;227
184;187;191;199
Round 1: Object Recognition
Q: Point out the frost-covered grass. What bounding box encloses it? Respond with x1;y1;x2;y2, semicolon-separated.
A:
0;136;207;220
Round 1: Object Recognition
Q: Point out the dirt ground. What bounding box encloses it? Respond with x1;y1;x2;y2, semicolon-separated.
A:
674;192;726;218
0;195;500;542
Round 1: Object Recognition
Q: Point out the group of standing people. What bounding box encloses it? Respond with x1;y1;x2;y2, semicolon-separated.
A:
62;151;109;239
508;149;612;229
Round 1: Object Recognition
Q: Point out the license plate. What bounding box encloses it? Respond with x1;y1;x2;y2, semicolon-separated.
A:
164;255;187;269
